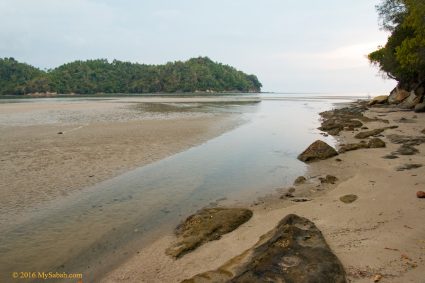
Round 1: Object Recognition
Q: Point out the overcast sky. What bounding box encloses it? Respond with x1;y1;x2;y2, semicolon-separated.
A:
0;0;396;93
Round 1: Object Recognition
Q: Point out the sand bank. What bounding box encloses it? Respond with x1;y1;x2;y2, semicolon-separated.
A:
102;105;425;283
0;99;244;222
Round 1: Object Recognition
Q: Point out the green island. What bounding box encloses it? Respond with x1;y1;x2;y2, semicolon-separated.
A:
0;56;262;95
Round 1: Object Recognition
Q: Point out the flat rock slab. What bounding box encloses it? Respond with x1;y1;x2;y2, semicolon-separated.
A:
166;208;253;258
182;214;347;283
298;140;338;162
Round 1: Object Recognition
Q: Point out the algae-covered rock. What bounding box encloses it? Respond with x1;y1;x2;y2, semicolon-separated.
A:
368;138;386;148
298;140;338;163
354;128;386;139
182;214;347;283
166;208;252;258
340;194;358;204
368;95;388;106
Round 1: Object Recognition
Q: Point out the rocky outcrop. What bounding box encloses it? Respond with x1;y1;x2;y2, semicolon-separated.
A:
182;214;347;283
354;126;397;139
298;140;338;162
318;106;368;135
320;175;338;184
398;91;422;109
388;87;411;104
414;103;425;113
340;194;358;204
293;176;306;185
368;95;388;106
166;208;252;258
338;138;385;153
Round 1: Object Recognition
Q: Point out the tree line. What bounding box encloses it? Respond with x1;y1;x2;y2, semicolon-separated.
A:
368;0;425;90
0;57;262;95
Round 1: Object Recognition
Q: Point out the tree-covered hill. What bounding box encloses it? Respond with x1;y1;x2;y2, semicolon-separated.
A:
368;0;424;90
0;57;262;95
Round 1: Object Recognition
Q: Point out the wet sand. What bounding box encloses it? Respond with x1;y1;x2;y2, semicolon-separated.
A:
102;105;425;283
0;98;244;222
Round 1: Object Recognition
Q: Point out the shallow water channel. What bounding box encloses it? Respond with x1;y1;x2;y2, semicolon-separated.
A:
0;94;357;282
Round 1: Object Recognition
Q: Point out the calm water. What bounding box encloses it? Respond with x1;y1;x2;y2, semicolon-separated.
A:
0;94;360;282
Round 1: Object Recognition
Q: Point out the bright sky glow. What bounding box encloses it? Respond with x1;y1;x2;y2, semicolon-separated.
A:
0;0;395;93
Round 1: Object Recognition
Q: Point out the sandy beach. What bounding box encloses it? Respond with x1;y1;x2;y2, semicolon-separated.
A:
102;104;425;283
0;98;244;222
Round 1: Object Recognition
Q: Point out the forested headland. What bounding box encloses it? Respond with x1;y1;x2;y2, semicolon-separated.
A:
0;57;262;95
368;0;425;91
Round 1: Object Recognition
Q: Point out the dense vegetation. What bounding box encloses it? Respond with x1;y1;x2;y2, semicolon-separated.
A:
368;0;425;89
0;57;262;95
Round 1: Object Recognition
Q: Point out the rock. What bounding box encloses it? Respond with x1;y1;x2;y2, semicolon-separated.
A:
338;142;369;153
414;103;425;113
394;144;419;155
368;95;388;106
368;138;386;148
386;134;425;146
354;128;385;139
320;175;338;184
166;208;252;258
354;126;397;139
417;191;425;198
373;274;383;282
182;214;347;283
396;164;423;171
288;187;296;193
340;194;358;204
291;198;312;202
388;87;411;104
382;154;399;159
398;91;422;109
294;176;306;185
57;132;63;134
421;129;425;134
298;140;338;163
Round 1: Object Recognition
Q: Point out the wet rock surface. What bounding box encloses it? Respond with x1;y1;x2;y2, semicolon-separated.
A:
338;138;385;153
394;144;419;155
166;208;253;258
298;140;338;162
396;164;423;171
293;176;306;185
320;175;338;184
354;126;398;139
182;214;347;283
368;138;386;148
340;194;358;204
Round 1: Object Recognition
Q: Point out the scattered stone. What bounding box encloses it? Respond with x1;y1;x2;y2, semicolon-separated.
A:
386;134;425;146
417;191;425;198
368;138;386;148
57;132;63;134
165;208;252;258
394;144;419;155
294;176;307;185
421;129;425;135
320;175;338;184
340;194;358;204
339;142;368;153
335;158;342;162
297;140;338;163
396;117;416;123
361;126;369;130
396;164;423;171
291;198;312;202
354;128;385;139
284;193;294;198
373;274;383;282
382;154;399;159
414;103;425;113
288;187;296;193
368;95;388;106
182;214;347;283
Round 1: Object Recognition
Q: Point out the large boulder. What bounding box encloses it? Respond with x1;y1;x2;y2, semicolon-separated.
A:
166;208;252;258
182;214;347;283
297;140;338;162
414;103;425;113
368;95;388;106
398;91;422;109
388;87;411;104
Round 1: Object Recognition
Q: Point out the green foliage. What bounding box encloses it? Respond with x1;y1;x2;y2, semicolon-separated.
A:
0;57;262;95
369;0;425;87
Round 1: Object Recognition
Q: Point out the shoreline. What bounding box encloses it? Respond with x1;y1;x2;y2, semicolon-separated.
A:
102;102;425;283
